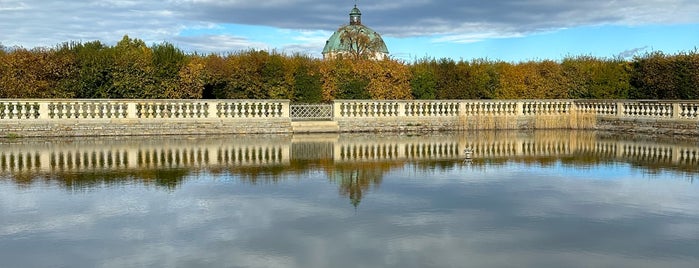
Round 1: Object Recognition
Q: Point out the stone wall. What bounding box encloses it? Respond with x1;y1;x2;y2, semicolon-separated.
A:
596;117;699;137
0;118;292;137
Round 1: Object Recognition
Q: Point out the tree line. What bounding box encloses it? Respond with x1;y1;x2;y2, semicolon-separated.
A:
1;36;698;101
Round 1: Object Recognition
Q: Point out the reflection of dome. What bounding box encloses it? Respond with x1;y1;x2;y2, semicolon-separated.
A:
322;5;389;60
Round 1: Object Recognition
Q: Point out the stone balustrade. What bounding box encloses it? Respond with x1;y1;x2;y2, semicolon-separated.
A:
0;99;697;136
333;99;699;119
0;99;289;120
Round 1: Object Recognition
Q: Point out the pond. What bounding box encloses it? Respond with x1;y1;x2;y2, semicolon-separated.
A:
1;131;698;268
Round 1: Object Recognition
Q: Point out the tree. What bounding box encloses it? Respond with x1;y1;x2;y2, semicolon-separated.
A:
0;46;76;98
292;56;323;103
562;56;630;99
339;27;385;60
410;59;438;99
358;59;413;99
110;35;158;98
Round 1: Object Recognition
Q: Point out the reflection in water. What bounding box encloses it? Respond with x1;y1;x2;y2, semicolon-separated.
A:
1;131;699;268
1;132;698;189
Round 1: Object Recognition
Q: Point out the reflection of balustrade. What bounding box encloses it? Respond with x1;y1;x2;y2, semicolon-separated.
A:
0;137;291;173
620;144;674;163
1;133;698;175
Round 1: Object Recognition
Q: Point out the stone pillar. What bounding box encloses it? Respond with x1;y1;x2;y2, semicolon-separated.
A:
38;101;51;119
207;101;219;118
672;103;680;119
616;101;625;117
515;101;524;116
126;102;138;119
396;102;406;117
333;101;343;118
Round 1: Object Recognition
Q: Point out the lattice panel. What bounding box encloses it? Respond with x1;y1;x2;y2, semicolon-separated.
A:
290;104;333;121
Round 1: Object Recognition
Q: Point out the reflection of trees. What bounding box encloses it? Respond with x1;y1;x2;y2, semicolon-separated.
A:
1;168;191;191
2;131;698;194
329;162;399;207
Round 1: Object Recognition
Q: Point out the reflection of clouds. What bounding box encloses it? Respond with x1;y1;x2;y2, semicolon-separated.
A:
2;164;699;268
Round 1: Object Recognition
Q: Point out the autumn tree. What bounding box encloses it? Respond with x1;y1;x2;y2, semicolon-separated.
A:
358;59;412;99
110;35;158;98
496;60;568;99
0;46;75;98
630;51;699;99
339;27;386;60
562;56;630;99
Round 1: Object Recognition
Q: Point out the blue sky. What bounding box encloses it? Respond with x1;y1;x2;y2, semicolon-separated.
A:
1;0;698;62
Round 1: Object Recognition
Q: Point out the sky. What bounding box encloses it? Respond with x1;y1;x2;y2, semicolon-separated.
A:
1;0;698;62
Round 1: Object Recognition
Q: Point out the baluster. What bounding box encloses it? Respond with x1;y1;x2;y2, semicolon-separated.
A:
148;103;155;118
102;103;109;118
226;103;233;117
145;103;153;118
250;103;258;117
76;102;85;118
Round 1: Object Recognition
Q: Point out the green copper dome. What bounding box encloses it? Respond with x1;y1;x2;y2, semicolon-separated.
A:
322;25;389;54
322;5;389;60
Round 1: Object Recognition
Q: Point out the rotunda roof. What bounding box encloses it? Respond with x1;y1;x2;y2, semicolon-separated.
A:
322;24;389;55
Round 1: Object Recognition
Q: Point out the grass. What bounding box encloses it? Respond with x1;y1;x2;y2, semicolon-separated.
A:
459;114;518;131
534;109;596;130
5;133;22;139
459;109;597;130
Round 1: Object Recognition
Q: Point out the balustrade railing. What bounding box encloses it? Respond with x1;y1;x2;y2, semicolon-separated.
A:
522;100;572;115
679;103;699;119
463;101;518;116
575;101;617;115
0;101;40;119
0;99;289;120
1;99;697;122
404;101;460;117
216;101;286;118
337;101;401;117
622;102;674;118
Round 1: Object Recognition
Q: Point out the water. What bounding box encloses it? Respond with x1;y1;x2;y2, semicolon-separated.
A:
1;131;698;268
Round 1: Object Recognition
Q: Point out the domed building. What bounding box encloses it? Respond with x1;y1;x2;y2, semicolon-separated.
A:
322;5;389;60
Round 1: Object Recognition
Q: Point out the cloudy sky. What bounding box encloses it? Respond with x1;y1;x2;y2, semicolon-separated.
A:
1;0;698;61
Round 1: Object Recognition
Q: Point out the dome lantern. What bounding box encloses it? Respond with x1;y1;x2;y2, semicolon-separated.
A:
349;5;361;25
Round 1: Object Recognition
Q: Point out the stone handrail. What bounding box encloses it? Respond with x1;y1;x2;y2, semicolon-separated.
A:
333;99;699;120
2;99;697;121
0;99;290;120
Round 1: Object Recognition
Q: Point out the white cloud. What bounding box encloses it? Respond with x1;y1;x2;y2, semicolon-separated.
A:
1;0;698;52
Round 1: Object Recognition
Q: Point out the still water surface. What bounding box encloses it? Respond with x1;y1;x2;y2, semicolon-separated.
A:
1;131;698;268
